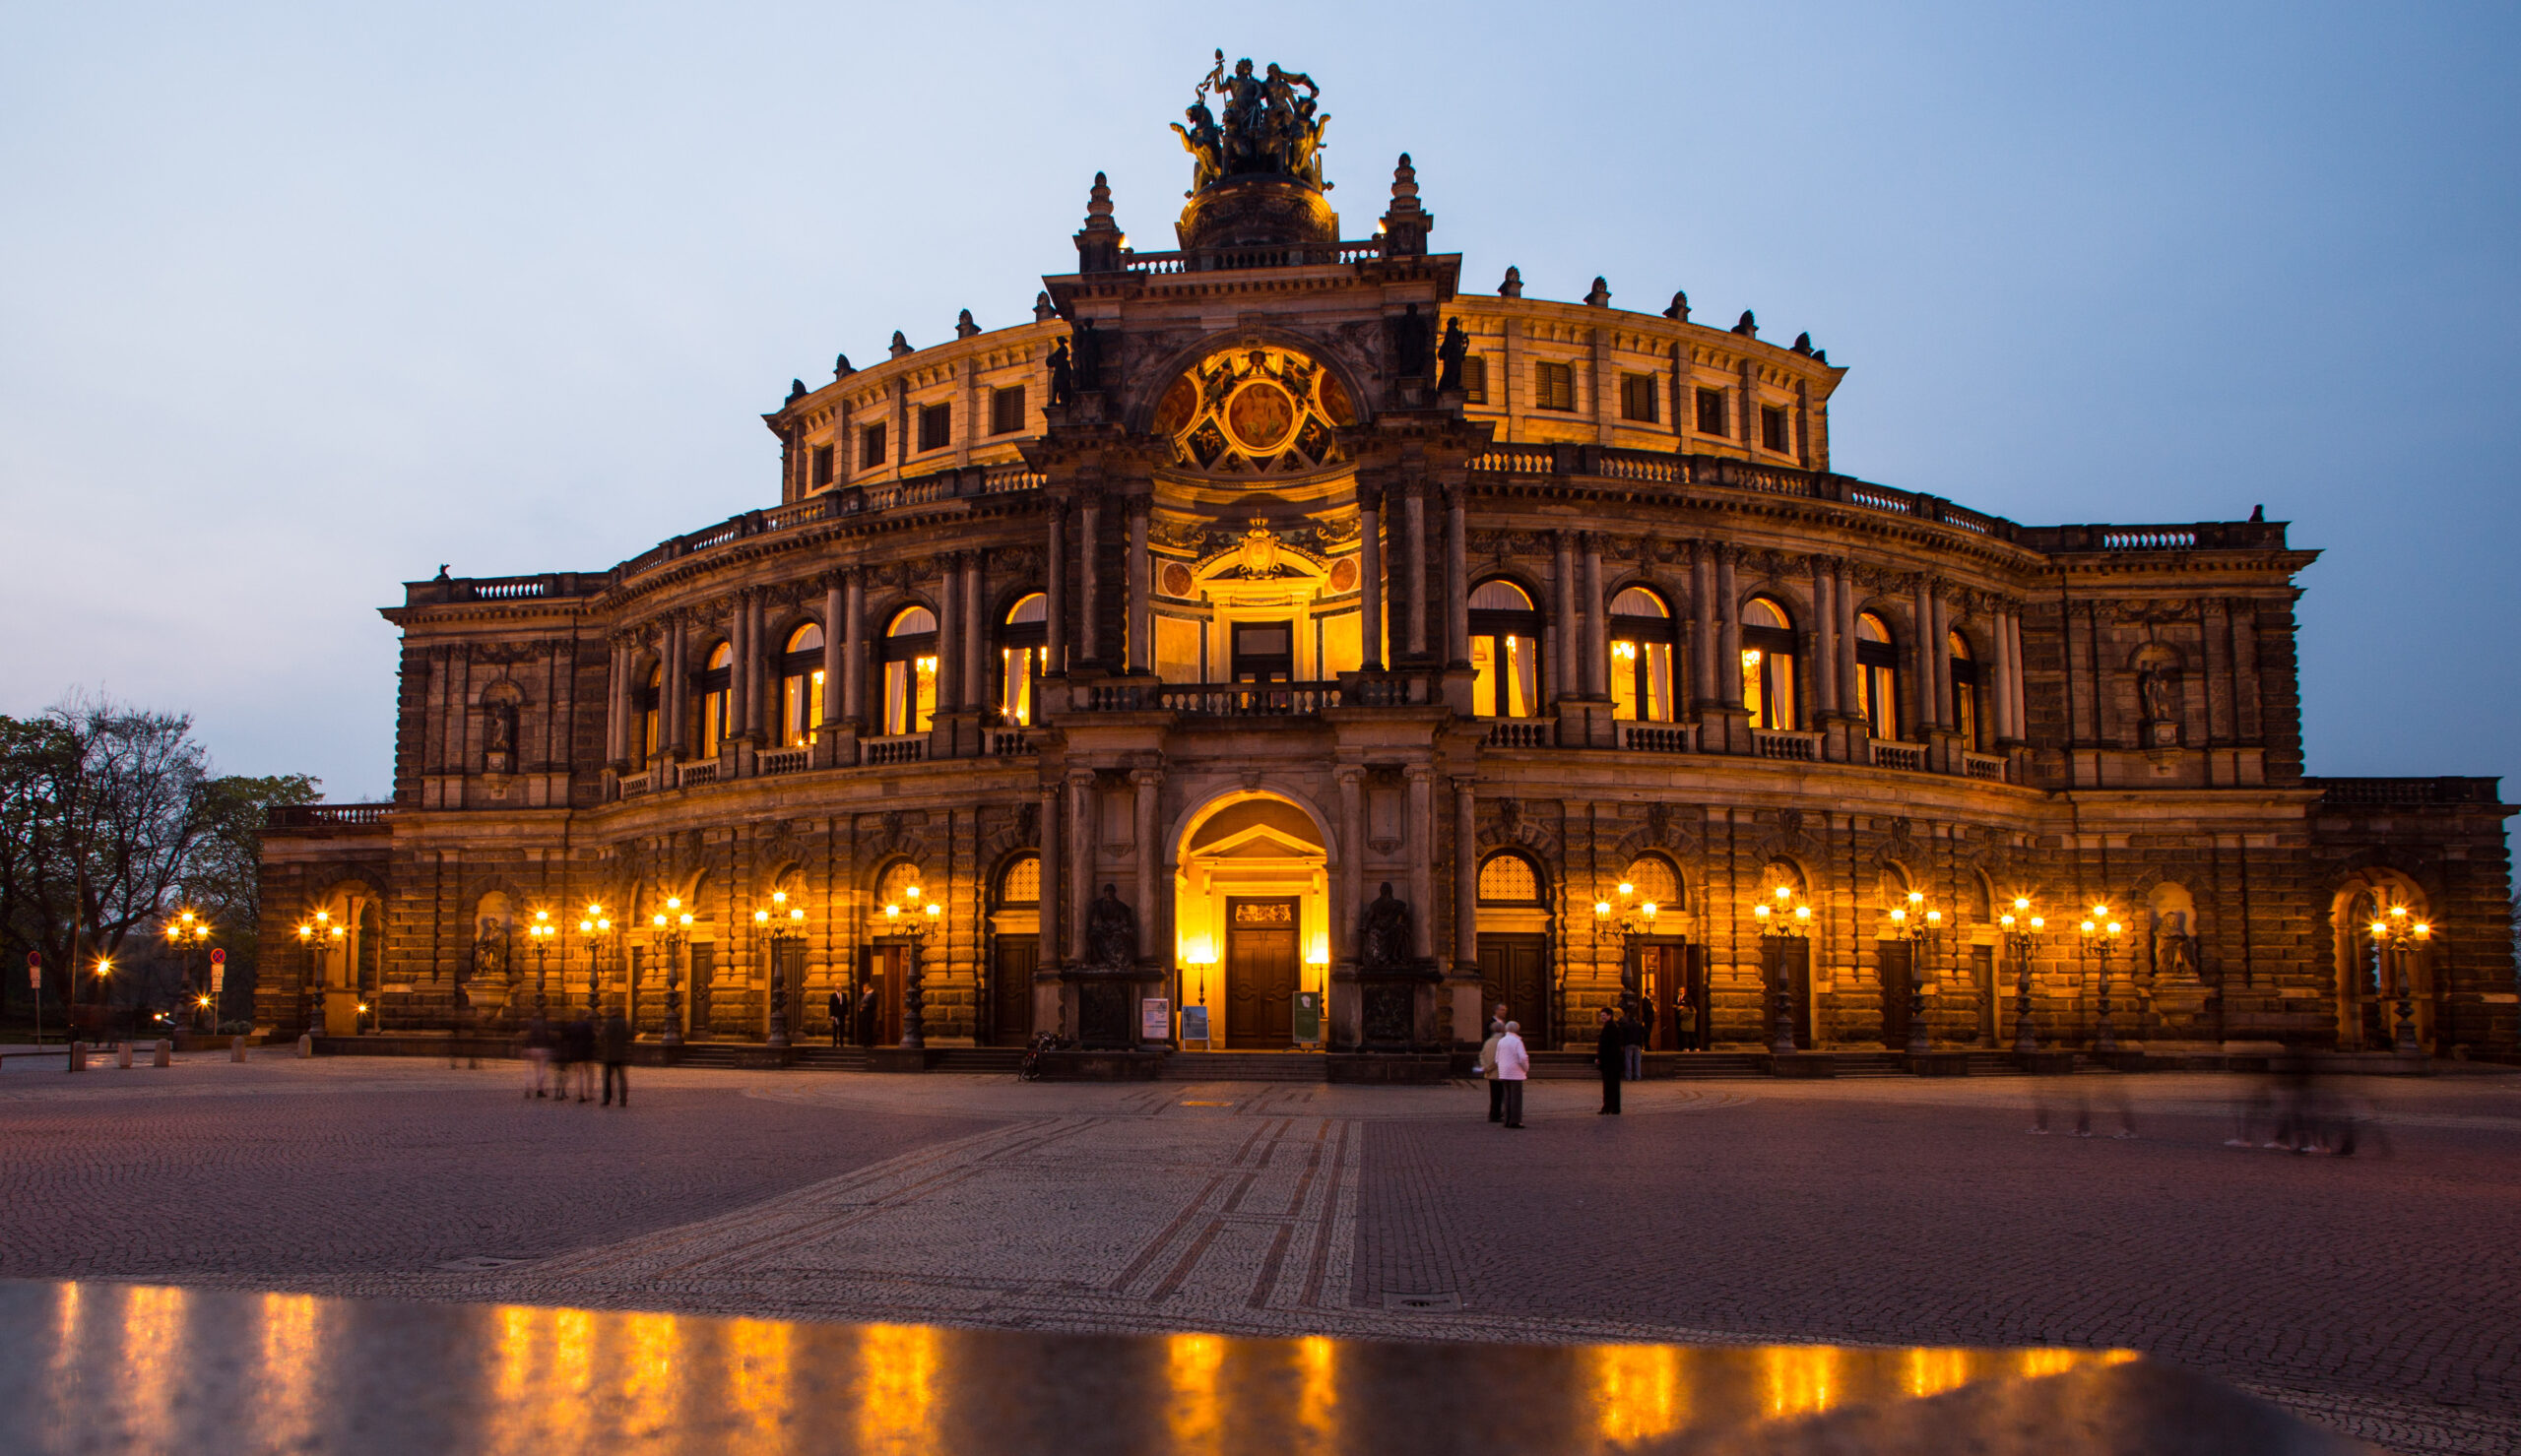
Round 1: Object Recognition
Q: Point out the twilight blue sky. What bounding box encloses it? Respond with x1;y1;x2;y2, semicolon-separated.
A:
2;1;2515;805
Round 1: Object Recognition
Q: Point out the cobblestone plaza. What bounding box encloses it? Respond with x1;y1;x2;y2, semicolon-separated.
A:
4;1054;2513;1454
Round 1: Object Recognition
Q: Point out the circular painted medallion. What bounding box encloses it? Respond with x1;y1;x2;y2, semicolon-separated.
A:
1225;380;1299;453
1329;557;1359;593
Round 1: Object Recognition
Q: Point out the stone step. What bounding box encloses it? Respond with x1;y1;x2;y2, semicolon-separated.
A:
1162;1052;1329;1082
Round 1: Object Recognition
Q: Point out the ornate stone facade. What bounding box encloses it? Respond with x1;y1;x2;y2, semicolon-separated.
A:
260;61;2514;1059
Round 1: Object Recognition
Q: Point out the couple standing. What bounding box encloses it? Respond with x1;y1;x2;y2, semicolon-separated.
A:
1476;1005;1530;1128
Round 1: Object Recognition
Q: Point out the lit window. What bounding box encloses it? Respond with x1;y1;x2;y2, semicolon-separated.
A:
1000;594;1047;725
1741;597;1798;730
1468;580;1542;718
1949;630;1981;749
778;623;825;747
1625;855;1678;906
698;642;734;757
1855;612;1898;739
1000;855;1041;906
1478;854;1542;903
882;606;937;735
1608;586;1673;723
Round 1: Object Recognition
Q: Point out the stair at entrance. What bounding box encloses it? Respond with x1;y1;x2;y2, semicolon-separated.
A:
1161;1051;1328;1082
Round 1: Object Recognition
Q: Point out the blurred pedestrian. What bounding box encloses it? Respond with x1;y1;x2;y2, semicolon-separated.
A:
1479;1014;1506;1123
600;1007;631;1108
1621;1001;1647;1082
857;982;880;1046
1673;989;1696;1051
549;1013;579;1102
523;1012;553;1098
1496;1020;1529;1128
1595;1007;1625;1114
565;1012;598;1102
827;987;846;1047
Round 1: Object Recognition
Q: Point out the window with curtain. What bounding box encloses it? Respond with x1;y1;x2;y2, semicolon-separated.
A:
1468;580;1543;718
1000;594;1047;724
1855;612;1899;739
777;623;825;747
1740;597;1799;730
881;606;938;735
1949;630;1981;749
636;665;661;763
1607;586;1675;722
697;642;733;757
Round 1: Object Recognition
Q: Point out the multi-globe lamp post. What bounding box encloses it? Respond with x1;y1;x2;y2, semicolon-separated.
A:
882;882;942;1049
1998;897;2045;1053
1751;884;1813;1055
1592;879;1659;1025
293;909;345;1032
164;909;214;1032
752;890;808;1049
526;909;556;1013
2366;903;2433;1055
1885;890;1942;1056
649;897;693;1046
576;904;614;1016
2078;905;2125;1051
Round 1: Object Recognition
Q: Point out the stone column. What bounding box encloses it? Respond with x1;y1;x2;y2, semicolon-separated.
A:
821;580;845;730
936;555;962;717
1335;767;1365;962
727;594;751;743
1358;487;1385;670
604;641;626;767
664;617;688;756
1126;499;1151;674
1580;536;1606;697
1928;586;1951;729
1036;781;1065;1028
1067;771;1095;964
1716;547;1741;707
1077;492;1102;665
964;549;987;711
2005;610;2029;740
1835;560;1859;713
1402;486;1428;659
1045;501;1067;676
841;570;867;727
1406;766;1436;958
1131;765;1162;966
1910;575;1936;730
1444;487;1469;665
747;592;770;740
1453;777;1478;972
1689;541;1715;709
1812;560;1839;716
1553;532;1579;700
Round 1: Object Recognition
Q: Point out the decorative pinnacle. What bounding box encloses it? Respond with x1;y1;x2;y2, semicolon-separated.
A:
1732;309;1758;338
1083;171;1118;227
833;353;855;378
1033;290;1057;323
889;331;913;359
1584;277;1611;308
1378;153;1432;257
1663;290;1690;322
956;309;980;340
1499;265;1523;298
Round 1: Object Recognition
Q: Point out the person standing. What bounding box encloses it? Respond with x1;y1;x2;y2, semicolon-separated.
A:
1621;1001;1647;1082
565;1012;598;1102
857;982;880;1047
827;987;846;1047
1595;1007;1625;1114
1496;1020;1529;1128
524;1012;552;1099
1479;1015;1507;1123
600;1007;630;1108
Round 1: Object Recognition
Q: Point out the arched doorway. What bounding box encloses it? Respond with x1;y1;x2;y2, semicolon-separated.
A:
987;853;1041;1045
1174;794;1329;1049
1475;851;1553;1045
2331;871;2433;1051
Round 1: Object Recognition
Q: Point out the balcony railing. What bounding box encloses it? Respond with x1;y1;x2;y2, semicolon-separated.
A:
1484;719;1553;749
1154;682;1341;717
988;728;1040;757
617;771;653;798
2308;776;2503;807
265;803;394;830
674;760;719;788
1753;728;1822;762
1618;723;1694;753
756;746;810;776
1963;752;2010;783
862;734;927;766
1868;739;1926;773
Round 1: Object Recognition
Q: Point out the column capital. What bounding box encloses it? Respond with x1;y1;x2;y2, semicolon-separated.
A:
1128;765;1163;788
1333;765;1366;788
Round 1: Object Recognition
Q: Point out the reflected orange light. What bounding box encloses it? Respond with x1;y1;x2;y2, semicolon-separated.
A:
1761;1345;1839;1420
1591;1343;1684;1444
260;1292;319;1452
1904;1347;1973;1399
1166;1332;1227;1456
623;1312;679;1445
1295;1336;1339;1454
728;1317;794;1450
857;1323;937;1456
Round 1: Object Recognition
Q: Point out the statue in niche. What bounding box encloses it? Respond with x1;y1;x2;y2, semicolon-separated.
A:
2155;910;2196;981
1086;883;1139;970
1046;340;1075;407
1436;318;1469;394
1389;303;1431;378
2139;664;2178;725
471;918;506;983
1359;882;1413;971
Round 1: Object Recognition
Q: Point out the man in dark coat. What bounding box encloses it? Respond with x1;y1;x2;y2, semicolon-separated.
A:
1595;1007;1626;1114
827;987;846;1047
857;983;880;1047
600;1008;631;1108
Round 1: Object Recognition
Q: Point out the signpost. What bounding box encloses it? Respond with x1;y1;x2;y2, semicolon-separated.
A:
1140;997;1171;1044
27;952;39;1048
209;947;227;1031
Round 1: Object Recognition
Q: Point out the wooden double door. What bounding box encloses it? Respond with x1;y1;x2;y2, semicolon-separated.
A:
1634;940;1707;1050
989;936;1037;1045
1225;898;1300;1047
1477;934;1551;1046
1877;940;1912;1048
854;942;910;1046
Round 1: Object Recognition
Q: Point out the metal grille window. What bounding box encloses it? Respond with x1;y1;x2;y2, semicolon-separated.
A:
1620;371;1659;423
1535;360;1577;411
1477;853;1543;903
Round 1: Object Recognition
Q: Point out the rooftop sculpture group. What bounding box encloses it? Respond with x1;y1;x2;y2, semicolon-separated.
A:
1172;51;1329;193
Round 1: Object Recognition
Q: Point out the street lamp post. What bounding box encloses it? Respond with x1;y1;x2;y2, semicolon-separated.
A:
1998;897;2045;1053
2365;903;2434;1056
164;910;214;1033
292;910;345;1035
1752;884;1813;1056
576;905;614;1017
2079;906;2125;1052
752;891;808;1049
882;882;942;1049
527;910;555;1014
1886;891;1943;1056
649;898;693;1046
1592;878;1662;1011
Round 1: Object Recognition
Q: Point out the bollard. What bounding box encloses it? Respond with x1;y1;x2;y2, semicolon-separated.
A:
229;1038;247;1063
116;1043;134;1069
296;1033;314;1058
153;1039;171;1068
67;1043;85;1073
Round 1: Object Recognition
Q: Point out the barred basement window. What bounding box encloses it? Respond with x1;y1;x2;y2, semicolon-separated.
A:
861;422;888;469
811;444;834;488
1535;360;1577;411
1696;388;1728;436
1761;404;1790;453
990;385;1026;436
918;402;952;453
1620;371;1659;423
1460;353;1488;404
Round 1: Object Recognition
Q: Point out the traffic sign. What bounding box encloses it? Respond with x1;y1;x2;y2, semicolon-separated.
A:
210;948;226;965
26;951;37;989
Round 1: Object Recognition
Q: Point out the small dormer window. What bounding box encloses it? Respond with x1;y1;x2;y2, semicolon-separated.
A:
1761;404;1790;453
1620;371;1659;423
861;422;887;470
1535;360;1577;411
918;403;951;453
1695;388;1728;436
991;385;1026;435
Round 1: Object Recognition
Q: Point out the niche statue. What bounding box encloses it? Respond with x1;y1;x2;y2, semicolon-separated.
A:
1359;882;1413;971
1086;883;1139;970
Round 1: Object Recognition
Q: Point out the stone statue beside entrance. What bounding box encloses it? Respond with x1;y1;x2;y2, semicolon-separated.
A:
1359;882;1412;971
1086;883;1139;970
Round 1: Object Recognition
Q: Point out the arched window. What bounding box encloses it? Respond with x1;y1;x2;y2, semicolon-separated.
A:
697;642;734;758
637;665;661;763
1000;594;1048;727
998;854;1041;906
777;623;825;748
1948;630;1981;750
874;860;927;912
881;606;938;736
1740;597;1799;730
1477;852;1544;904
1854;612;1898;739
1623;855;1680;909
1468;580;1543;719
1607;587;1675;723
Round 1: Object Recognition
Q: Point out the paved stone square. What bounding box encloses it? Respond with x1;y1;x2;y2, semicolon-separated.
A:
2;1050;2515;1454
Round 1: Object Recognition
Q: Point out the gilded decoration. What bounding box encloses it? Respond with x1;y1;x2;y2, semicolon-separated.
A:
1154;345;1353;475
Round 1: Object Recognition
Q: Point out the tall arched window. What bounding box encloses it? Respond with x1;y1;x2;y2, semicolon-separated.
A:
697;642;734;758
1607;586;1675;723
998;854;1041;906
777;623;825;747
1468;580;1543;719
1000;594;1048;726
881;606;938;735
1740;597;1799;730
1854;612;1898;739
1948;630;1981;749
637;665;661;763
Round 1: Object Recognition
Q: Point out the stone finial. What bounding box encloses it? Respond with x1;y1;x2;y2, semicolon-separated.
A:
1813;348;1829;364
1085;170;1116;223
833;353;855;379
956;309;980;339
1584;277;1611;307
1034;290;1057;323
1663;290;1690;322
889;331;913;359
1791;332;1814;355
1075;171;1124;273
786;378;807;403
1378;153;1433;257
1732;309;1758;338
1499;265;1523;298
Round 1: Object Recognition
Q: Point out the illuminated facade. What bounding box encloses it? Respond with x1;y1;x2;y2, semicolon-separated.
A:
260;62;2515;1060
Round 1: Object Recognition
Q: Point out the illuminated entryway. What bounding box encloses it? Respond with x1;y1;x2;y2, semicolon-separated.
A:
1174;794;1330;1049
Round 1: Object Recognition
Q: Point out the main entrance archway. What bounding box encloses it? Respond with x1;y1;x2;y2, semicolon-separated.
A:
1174;793;1329;1049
